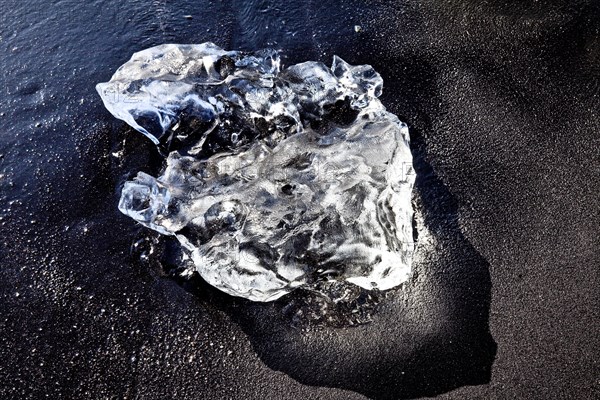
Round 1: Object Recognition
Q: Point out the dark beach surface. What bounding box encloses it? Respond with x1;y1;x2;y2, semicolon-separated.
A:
0;1;598;399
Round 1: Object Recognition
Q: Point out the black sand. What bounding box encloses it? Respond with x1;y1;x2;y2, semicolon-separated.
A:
0;1;598;399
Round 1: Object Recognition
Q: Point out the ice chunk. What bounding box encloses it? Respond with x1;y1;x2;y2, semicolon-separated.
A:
96;43;285;146
98;43;416;302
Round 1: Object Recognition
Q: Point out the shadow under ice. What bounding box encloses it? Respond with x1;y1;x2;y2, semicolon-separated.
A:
168;126;497;399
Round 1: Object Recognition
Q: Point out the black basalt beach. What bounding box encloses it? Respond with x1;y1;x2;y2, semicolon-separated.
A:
0;1;598;399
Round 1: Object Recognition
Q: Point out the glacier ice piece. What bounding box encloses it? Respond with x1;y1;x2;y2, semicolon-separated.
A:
98;43;415;302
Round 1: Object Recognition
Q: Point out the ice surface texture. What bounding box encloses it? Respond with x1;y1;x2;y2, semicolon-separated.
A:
97;43;416;302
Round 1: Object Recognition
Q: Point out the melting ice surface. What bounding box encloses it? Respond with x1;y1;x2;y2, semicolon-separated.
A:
97;43;416;302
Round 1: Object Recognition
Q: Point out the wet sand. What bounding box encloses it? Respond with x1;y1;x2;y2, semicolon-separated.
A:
0;1;597;399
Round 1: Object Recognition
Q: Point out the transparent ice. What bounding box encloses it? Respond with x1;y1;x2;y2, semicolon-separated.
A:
97;43;416;302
